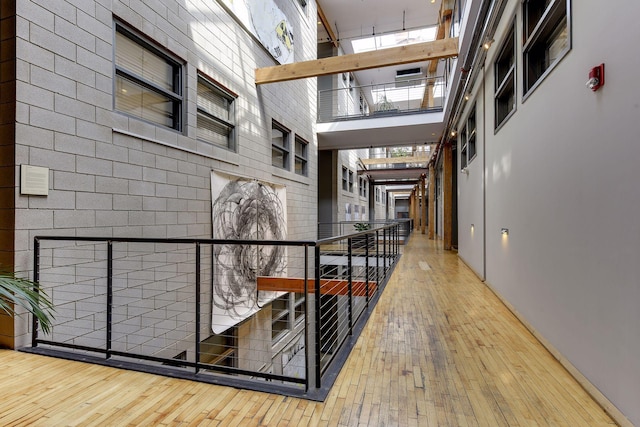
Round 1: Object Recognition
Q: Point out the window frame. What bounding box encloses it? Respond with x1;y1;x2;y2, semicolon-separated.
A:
460;102;477;169
342;166;348;191
294;135;308;176
114;21;183;131
522;0;571;99
196;73;237;150
348;170;354;192
494;22;516;131
271;120;291;170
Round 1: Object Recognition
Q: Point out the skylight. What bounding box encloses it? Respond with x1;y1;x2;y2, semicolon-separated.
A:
351;26;438;54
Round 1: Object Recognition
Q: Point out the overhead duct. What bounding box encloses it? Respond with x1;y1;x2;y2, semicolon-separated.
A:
395;67;423;88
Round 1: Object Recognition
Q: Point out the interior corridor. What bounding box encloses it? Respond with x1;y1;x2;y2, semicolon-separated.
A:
0;233;615;426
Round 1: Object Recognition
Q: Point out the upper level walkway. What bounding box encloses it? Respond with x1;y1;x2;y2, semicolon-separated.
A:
0;234;614;426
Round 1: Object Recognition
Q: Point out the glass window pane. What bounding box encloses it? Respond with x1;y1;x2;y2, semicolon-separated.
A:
197;81;230;121
272;128;285;148
197;114;232;147
116;75;174;127
272;147;285;168
116;32;174;91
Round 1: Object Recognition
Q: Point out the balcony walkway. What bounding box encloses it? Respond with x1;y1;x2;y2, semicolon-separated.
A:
0;233;615;426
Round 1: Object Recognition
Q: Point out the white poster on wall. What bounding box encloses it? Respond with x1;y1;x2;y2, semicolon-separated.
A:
219;0;295;64
211;171;287;334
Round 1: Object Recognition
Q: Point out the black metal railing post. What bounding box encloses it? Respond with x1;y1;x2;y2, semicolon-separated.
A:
304;245;310;392
106;241;113;359
32;238;40;348
383;228;387;277
195;242;201;374
376;230;380;286
365;233;370;307
347;237;353;336
314;244;321;389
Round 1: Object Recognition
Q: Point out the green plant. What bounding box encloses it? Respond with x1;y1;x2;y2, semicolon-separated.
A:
353;222;371;232
375;95;396;112
0;271;55;334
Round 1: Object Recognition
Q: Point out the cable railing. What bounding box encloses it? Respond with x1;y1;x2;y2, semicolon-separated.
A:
26;221;410;400
318;76;445;122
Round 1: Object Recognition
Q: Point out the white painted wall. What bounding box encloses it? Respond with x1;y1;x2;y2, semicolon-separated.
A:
457;1;640;424
457;77;485;279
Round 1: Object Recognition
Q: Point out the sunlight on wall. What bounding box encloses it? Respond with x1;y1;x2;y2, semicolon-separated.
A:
491;152;512;183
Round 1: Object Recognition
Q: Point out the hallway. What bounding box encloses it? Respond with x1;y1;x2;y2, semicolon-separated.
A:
0;233;615;426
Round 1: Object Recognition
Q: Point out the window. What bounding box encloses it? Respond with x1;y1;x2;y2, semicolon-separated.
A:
342;167;348;191
460;104;477;168
523;0;570;96
272;294;290;342
294;136;308;176
114;23;182;130
467;108;477;162
495;23;515;129
272;121;290;169
460;126;467;170
359;177;368;197
375;188;381;203
348;170;354;192
197;74;236;149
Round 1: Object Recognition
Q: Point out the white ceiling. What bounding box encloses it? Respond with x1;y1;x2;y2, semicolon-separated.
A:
317;0;443;85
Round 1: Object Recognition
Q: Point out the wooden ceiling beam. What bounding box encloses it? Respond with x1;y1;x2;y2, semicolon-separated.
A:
361;155;431;166
317;2;338;48
255;37;459;85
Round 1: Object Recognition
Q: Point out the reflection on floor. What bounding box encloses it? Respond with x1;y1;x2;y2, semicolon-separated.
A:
0;233;615;425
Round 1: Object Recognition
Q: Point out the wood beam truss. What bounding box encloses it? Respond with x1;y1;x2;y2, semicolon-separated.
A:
256;37;459;85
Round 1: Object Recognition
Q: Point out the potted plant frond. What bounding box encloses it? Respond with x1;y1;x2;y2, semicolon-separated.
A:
0;271;55;334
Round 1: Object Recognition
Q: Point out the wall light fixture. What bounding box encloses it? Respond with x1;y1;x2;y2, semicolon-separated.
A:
483;38;494;50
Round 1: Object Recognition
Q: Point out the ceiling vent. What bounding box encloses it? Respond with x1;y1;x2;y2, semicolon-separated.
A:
395;67;423;87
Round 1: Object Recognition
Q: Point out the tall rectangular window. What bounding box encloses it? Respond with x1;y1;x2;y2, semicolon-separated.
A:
495;23;515;129
272;121;290;169
115;23;182;130
467;108;477;161
294;135;308;176
197;74;236;150
342;167;348;191
460;126;468;170
348;170;354;192
523;0;570;96
460;103;477;168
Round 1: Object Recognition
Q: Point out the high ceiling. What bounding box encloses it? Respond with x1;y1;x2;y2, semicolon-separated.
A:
317;0;443;85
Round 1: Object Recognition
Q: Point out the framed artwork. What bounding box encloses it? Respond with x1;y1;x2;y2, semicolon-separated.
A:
211;171;287;333
218;0;295;64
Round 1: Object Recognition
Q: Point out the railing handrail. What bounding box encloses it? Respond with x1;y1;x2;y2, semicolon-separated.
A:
30;220;410;399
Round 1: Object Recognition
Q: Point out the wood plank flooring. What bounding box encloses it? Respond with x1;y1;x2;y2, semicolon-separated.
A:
0;234;616;426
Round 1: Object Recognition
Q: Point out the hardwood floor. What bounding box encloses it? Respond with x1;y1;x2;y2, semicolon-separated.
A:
0;234;616;426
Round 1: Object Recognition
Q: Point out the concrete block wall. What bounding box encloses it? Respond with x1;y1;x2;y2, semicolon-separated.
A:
12;0;318;348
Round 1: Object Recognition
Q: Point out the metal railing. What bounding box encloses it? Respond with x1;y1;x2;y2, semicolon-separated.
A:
318;220;413;243
318;76;445;122
27;221;409;399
